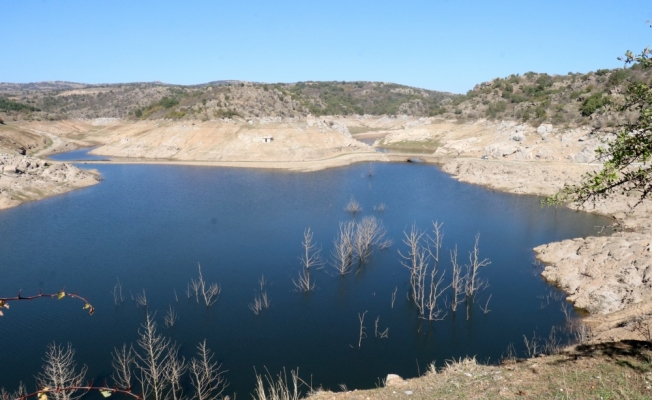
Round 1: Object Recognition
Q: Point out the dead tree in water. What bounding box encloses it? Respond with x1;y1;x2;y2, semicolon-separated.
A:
293;228;321;292
189;264;221;307
449;246;465;312
424;222;449;320
354;216;386;264
358;311;368;348
399;222;449;320
37;343;88;400
189;340;228;400
465;234;490;297
345;198;362;215
330;221;356;275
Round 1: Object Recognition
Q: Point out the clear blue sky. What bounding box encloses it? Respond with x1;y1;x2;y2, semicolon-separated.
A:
1;0;650;93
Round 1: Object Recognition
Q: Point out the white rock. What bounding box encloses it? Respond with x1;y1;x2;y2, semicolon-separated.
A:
537;124;553;135
385;374;407;387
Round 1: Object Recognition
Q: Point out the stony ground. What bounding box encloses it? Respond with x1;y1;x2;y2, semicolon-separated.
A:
305;341;652;400
0;153;100;210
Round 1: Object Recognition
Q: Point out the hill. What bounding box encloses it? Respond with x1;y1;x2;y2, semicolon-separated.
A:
438;64;652;128
0;81;455;121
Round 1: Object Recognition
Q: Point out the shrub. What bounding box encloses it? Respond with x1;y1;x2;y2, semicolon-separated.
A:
134;109;143;118
608;69;629;87
580;93;609;116
214;109;240;118
485;101;507;118
0;98;40;112
507;74;520;84
158;97;179;108
164;110;186;119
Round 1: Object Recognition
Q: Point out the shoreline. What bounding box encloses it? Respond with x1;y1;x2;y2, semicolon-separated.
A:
76;151;392;172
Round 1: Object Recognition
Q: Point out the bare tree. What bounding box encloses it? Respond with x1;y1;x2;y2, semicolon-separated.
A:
37;343;88;400
189;264;221;307
390;287;397;309
424;222;449;321
299;228;323;271
374;316;389;339
135;289;148;308
189;340;228;400
252;368;301;400
1;383;26;400
465;234;490;297
163;345;186;400
330;221;355;275
358;311;367;348
293;228;321;292
292;268;315;293
479;294;492;314
399;223;426;298
112;315;227;400
136;313;172;400
113;278;124;305
345;198;362;215
249;292;271;315
449;246;465;312
399;222;450;320
164;305;178;328
111;344;135;390
523;332;540;358
354;216;386;263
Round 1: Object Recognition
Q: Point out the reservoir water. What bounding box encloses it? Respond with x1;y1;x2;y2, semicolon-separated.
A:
0;154;610;396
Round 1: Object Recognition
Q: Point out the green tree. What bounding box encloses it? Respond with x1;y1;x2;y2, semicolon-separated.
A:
547;44;652;208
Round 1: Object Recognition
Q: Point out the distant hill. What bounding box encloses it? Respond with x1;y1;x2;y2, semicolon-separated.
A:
0;81;456;121
2;66;649;127
438;64;652;128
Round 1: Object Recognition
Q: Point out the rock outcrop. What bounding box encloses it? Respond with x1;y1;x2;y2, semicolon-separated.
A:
0;153;100;210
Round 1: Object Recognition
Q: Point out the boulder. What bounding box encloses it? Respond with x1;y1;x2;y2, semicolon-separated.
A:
511;133;525;141
485;143;518;158
385;374;407;387
537;124;553;135
574;146;597;163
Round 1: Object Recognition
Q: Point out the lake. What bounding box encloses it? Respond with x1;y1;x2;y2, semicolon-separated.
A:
0;153;611;397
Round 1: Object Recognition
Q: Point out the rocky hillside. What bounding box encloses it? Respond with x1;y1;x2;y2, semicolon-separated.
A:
439;64;652;128
0;81;455;122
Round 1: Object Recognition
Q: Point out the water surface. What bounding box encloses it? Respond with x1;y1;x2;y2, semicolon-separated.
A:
0;159;610;396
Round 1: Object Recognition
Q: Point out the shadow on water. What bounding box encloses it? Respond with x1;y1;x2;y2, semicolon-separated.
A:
0;158;613;395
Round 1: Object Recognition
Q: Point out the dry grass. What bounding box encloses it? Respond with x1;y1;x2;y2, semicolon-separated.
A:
307;341;652;400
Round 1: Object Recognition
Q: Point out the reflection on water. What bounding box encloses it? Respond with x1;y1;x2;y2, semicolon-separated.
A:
0;161;611;395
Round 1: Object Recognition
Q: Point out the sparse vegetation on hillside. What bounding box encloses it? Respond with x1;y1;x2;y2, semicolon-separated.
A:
2;67;650;128
0;81;455;122
0;98;40;112
442;65;652;128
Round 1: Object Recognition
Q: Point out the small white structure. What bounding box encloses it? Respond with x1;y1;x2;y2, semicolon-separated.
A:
262;136;274;143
